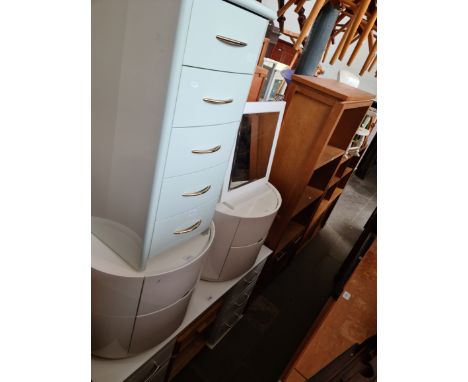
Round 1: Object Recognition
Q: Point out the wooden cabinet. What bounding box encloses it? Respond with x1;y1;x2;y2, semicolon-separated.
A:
259;76;374;286
268;39;298;66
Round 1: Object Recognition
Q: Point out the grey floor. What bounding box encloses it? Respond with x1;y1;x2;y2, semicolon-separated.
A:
173;163;376;382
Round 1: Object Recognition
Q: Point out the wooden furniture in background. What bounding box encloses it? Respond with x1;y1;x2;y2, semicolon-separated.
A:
269;39;299;66
167;299;223;380
256;76;374;289
248;38;270;101
282;238;377;382
248;66;269;101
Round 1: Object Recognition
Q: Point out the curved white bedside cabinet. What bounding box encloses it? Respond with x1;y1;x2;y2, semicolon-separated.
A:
202;183;281;281
92;0;275;270
92;223;214;359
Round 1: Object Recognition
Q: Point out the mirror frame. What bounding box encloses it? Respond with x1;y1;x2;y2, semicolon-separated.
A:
220;101;285;203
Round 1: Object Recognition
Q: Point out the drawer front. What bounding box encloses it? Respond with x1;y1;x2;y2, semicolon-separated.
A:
125;361;168;382
125;339;176;382
157;163;226;220
91;313;134;359
138;252;205;315
218;241;263;281
228;260;264;298
149;197;217;257
224;307;244;328
184;0;268;74
229;280;256;308
232;271;260;295
207;307;243;347
165;122;239;178
217;302;244;327
231;213;277;247
129;290;193;355
173;66;251;127
245;258;267;283
200;210;241;281
91;268;143;316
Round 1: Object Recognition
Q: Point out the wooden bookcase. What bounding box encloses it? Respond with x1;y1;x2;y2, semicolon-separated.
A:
258;75;374;287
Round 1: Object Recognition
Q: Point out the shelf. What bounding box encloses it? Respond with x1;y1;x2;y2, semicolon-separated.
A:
339;167;353;184
311;188;342;227
315;145;344;170
342;167;353;178
327;168;352;190
293;186;323;216
329;177;340;189
277;221;305;253
336;168;354;190
326;187;343;204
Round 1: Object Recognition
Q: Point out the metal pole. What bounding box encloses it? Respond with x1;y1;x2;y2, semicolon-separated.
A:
295;1;340;76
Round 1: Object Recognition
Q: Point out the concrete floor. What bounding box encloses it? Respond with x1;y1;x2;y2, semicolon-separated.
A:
173;163;377;382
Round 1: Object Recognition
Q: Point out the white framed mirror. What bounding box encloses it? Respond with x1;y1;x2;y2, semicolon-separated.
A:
221;101;285;203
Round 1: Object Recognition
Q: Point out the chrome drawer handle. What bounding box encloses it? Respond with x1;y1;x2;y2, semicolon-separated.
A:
143;361;161;382
216;35;247;47
191;145;221;154
182;185;211;197
203;97;233;104
174;219;202;235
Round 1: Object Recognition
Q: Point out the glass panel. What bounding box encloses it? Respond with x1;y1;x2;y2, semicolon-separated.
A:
229;111;279;190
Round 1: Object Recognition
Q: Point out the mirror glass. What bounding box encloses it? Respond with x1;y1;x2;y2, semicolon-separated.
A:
229;111;280;190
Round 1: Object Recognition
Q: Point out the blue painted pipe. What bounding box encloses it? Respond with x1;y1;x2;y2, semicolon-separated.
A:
295;1;340;76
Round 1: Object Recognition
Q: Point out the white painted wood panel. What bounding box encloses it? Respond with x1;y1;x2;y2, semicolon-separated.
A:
183;0;268;74
157;163;226;220
129;290;193;355
173;66;252;127
164;122;239;178
150;198;217;257
218;241;264;281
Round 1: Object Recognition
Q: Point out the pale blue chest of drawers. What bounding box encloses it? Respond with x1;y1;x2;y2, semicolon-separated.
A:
92;0;275;270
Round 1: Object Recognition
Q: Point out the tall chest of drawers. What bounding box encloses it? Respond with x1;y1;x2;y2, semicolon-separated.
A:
92;0;275;270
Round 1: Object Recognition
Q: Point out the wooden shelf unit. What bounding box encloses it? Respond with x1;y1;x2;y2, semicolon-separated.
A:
293;186;322;216
276;220;306;254
260;76;374;284
312;188;342;225
315;145;345;170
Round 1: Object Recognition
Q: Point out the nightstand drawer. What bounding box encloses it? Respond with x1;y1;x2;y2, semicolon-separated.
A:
92;313;134;359
231;214;277;247
183;0;268;74
91;268;143;317
157;163;226;220
165;122;239;178
149;197;217;257
218;241;264;282
173;66;251;127
129;289;193;355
